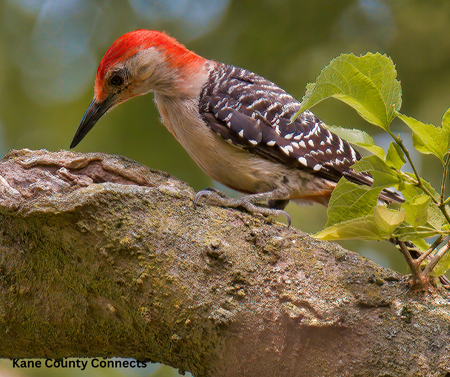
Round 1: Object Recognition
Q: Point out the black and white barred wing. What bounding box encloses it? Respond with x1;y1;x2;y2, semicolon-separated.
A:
199;63;371;186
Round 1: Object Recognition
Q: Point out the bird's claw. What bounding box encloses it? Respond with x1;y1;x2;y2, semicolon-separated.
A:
193;188;291;227
279;210;291;227
193;187;224;208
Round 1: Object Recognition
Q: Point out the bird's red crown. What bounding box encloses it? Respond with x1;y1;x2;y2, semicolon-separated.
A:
95;30;205;99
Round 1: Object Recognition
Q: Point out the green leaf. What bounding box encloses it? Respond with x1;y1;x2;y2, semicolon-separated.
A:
374;205;406;238
393;226;444;241
294;52;402;130
430;248;450;277
385;142;406;169
325;178;381;227
442;107;450;132
325;125;385;159
315;215;387;241
427;203;448;231
402;174;440;201
353;155;402;188
401;194;430;229
396;113;450;163
412;238;430;252
324;155;404;232
401;182;424;201
400;181;445;231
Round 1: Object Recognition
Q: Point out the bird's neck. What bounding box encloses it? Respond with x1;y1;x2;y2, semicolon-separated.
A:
132;48;208;99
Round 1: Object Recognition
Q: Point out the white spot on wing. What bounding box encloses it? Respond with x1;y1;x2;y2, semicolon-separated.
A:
227;82;244;94
224;113;233;122
326;130;333;143
338;137;344;152
280;146;289;155
284;132;294;140
252;97;267;107
298;157;308;166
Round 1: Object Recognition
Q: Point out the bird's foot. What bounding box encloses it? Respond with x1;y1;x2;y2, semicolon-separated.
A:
193;187;291;226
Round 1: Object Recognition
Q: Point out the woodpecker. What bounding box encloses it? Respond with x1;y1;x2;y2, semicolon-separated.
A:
71;29;403;222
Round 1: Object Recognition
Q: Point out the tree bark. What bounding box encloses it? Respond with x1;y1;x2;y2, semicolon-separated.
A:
1;149;450;377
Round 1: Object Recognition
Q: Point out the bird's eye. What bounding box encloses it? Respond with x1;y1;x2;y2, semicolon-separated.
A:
109;73;124;86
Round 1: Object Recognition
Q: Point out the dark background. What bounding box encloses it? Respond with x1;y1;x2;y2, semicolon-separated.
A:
1;0;450;375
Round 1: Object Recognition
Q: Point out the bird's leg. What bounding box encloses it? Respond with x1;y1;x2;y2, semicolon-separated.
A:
194;188;291;226
193;187;228;206
267;199;290;210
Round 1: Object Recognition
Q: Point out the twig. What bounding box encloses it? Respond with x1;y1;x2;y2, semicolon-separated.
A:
398;241;423;285
389;132;423;190
415;236;443;265
438;203;450;225
440;153;450;205
438;153;450;224
391;128;450;236
423;239;450;277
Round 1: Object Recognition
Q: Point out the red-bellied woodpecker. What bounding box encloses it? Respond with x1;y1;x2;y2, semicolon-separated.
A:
71;29;403;224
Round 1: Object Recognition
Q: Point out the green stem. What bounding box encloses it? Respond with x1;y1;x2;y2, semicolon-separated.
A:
415;235;443;265
390;130;450;224
417;179;440;205
389;131;422;184
440;156;448;203
438;203;450;225
437;154;450;224
423;239;450;277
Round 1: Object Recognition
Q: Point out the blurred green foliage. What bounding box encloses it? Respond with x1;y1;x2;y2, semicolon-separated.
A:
1;0;450;376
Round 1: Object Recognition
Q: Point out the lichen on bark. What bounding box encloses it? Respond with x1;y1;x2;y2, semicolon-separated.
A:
1;149;450;377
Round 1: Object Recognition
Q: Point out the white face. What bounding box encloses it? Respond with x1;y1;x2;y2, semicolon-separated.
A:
72;44;183;148
99;47;180;107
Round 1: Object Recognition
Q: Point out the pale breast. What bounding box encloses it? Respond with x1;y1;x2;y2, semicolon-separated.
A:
155;93;333;201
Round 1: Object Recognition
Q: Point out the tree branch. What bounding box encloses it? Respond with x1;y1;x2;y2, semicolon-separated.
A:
1;149;450;377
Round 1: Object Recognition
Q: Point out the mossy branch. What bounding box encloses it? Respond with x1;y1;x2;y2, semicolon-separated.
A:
1;149;450;377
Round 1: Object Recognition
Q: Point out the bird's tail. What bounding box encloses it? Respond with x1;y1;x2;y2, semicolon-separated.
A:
378;187;405;204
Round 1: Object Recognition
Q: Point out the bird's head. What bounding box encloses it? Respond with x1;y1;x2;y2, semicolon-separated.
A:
70;30;206;148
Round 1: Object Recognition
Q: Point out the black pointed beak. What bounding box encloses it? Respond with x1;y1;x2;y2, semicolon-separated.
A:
70;97;113;148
